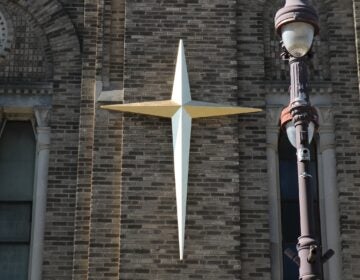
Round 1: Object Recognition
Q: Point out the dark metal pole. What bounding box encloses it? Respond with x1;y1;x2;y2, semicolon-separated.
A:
289;56;321;279
276;1;334;278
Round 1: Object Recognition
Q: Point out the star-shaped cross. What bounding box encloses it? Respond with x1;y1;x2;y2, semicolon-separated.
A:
101;40;261;260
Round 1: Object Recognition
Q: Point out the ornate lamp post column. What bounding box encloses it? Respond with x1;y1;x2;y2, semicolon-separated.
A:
275;1;333;279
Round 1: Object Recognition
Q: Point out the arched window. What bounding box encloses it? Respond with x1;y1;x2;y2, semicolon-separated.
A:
0;121;36;279
278;128;321;279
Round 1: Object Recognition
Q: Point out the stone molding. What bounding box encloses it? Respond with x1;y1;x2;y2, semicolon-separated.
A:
266;105;283;280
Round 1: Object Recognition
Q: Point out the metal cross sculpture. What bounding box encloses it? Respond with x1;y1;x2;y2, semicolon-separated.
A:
102;40;260;260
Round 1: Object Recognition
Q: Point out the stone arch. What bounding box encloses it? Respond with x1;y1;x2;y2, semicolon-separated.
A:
7;0;81;85
0;1;54;82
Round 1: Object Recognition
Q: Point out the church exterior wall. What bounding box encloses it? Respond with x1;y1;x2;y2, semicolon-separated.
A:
0;0;359;279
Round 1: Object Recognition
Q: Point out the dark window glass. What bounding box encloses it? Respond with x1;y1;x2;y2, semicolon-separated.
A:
278;129;321;280
0;122;35;201
0;244;30;280
0;203;32;242
0;121;35;279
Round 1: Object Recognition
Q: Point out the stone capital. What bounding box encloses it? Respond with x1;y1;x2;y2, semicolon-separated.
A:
266;105;283;151
34;106;51;127
266;105;283;126
316;105;334;129
315;105;335;152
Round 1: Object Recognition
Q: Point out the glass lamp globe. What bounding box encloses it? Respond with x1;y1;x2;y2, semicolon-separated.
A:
281;21;315;57
286;121;315;148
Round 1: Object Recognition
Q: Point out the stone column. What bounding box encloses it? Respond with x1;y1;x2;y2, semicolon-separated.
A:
29;106;51;280
266;105;283;280
317;106;342;280
0;107;3;137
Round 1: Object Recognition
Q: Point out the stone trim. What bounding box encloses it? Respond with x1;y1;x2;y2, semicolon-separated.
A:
266;104;283;280
97;89;124;103
0;108;4;139
28;106;51;280
315;105;342;280
353;0;360;98
0;83;53;95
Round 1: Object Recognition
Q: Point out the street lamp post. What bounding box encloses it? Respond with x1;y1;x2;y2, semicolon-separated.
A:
275;0;333;279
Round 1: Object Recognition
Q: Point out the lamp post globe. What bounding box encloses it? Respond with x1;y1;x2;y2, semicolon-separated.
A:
281;22;314;57
275;0;319;57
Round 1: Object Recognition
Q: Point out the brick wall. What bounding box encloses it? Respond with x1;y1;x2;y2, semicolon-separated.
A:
237;0;270;278
119;0;245;279
331;0;360;278
1;0;360;279
88;109;123;280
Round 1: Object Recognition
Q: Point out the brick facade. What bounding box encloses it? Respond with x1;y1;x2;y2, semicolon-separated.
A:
0;0;359;279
